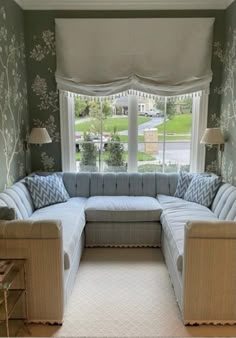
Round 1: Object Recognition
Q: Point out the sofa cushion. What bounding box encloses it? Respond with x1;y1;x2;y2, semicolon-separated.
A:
184;175;221;207
25;174;70;210
157;194;218;272
29;197;87;270
85;196;162;222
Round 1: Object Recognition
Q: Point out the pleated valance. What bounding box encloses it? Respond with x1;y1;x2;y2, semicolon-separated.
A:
55;18;215;97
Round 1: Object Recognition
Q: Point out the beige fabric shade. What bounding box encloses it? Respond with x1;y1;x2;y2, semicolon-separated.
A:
200;128;224;145
28;128;52;144
55;18;215;97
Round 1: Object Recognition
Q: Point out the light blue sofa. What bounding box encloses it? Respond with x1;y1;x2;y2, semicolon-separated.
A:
0;172;235;325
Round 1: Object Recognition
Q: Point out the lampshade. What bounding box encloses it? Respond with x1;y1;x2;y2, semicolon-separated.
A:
28;128;52;144
200;128;224;145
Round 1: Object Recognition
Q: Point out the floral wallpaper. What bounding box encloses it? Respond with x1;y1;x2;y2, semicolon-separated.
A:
26;27;60;172
0;0;28;191
24;10;225;174
214;0;236;185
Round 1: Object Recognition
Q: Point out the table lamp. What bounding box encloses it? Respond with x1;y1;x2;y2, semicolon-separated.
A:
25;128;52;175
200;128;224;176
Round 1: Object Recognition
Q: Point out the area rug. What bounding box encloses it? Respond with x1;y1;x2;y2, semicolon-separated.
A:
28;248;236;337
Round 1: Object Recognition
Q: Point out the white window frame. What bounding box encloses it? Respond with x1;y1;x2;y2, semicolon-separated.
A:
59;91;76;172
59;90;209;173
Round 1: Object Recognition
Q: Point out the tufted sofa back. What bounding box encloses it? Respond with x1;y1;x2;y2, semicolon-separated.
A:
1;172;236;222
62;172;178;198
0;172;178;219
211;183;236;221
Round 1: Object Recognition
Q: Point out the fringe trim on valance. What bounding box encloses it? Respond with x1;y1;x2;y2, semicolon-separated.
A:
60;88;210;102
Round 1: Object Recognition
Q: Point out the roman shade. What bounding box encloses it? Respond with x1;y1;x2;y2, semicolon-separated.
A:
55;18;215;97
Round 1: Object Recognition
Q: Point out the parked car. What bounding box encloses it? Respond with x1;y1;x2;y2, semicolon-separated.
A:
144;108;163;117
140;108;163;117
75;132;109;152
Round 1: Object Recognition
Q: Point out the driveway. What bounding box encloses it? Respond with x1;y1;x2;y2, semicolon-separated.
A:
119;116;164;136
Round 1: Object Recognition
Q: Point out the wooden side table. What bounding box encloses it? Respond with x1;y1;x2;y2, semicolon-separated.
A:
0;260;29;337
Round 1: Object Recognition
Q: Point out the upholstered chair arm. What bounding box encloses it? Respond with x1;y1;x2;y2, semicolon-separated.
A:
182;220;236;325
0;219;62;239
185;220;236;239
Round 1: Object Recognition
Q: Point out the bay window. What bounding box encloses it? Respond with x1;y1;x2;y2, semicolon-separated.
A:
56;18;213;173
60;90;208;173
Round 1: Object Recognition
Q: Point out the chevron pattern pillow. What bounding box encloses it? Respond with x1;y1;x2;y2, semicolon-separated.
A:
25;174;69;210
174;172;194;198
184;175;221;207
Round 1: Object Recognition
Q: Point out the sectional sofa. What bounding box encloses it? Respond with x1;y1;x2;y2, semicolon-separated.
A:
0;172;236;325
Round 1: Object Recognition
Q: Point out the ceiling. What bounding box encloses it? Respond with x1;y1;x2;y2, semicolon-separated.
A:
14;0;235;10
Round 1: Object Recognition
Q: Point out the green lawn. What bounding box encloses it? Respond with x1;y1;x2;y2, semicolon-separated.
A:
76;151;155;162
119;135;144;143
158;135;191;141
75;116;151;133
155;114;192;134
119;134;191;142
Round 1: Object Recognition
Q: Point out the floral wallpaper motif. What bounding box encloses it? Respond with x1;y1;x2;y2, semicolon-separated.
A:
0;0;28;191
30;30;56;62
213;1;236;185
28;28;60;172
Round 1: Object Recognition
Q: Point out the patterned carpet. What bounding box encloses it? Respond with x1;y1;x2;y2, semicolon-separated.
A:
28;248;236;337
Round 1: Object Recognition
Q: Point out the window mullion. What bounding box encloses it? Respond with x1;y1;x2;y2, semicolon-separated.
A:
128;95;138;172
162;97;168;173
190;92;209;172
59;90;76;172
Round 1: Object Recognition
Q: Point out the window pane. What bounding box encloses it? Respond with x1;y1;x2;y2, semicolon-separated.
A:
162;98;192;172
138;97;192;173
74;96;128;172
74;95;192;173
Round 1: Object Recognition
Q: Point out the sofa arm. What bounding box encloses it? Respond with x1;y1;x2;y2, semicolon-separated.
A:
0;219;62;239
0;219;64;322
182;220;236;325
186;220;236;239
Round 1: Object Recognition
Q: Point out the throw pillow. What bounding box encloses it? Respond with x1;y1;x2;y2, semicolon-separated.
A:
174;172;194;198
184;175;221;207
25;174;69;210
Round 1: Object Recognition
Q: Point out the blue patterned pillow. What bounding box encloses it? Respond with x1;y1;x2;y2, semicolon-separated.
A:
184;175;221;207
25;174;69;210
174;172;194;198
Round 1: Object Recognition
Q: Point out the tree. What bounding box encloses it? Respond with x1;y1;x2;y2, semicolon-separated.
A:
155;99;176;119
155;100;165;112
89;100;112;135
75;97;88;118
166;100;176;120
80;133;97;168
106;128;125;167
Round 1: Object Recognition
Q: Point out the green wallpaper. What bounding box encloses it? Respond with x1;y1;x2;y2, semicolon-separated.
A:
214;1;236;184
0;0;28;191
24;10;225;173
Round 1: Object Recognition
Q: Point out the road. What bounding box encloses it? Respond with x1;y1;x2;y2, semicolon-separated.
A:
75;116;191;165
119;116;164;136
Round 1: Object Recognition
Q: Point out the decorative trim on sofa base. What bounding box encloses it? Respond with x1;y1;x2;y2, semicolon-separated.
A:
85;244;161;248
28;320;63;325
184;320;236;325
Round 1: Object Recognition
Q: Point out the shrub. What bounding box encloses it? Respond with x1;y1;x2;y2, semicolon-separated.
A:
106;128;125;167
80;133;97;167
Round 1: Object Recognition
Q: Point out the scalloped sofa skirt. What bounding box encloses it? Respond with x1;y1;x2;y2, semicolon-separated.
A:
0;172;236;326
